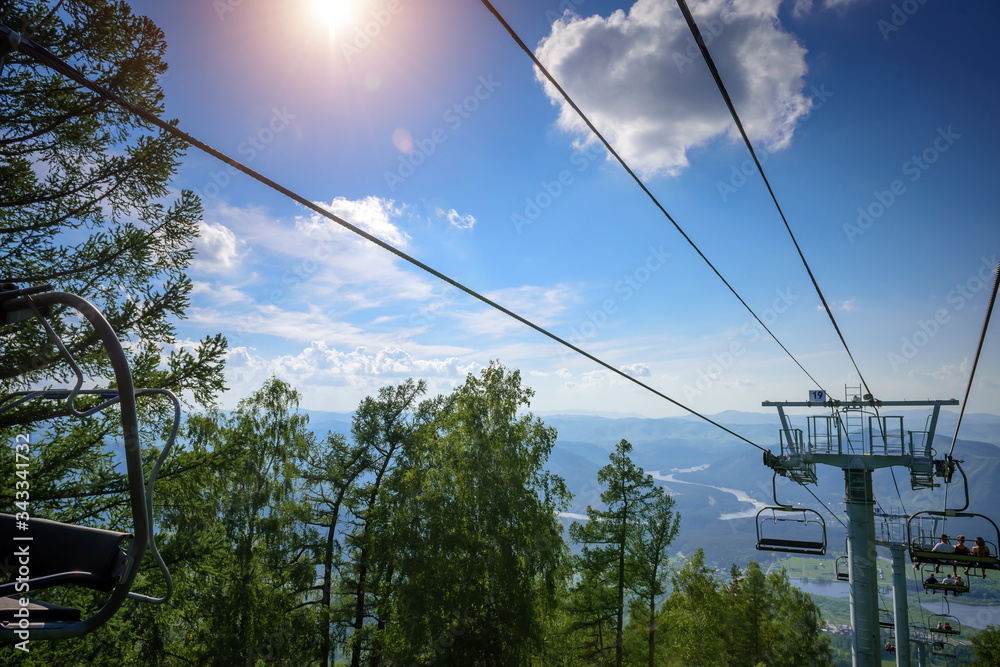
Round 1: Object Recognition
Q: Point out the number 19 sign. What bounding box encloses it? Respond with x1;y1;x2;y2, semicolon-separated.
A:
808;390;826;403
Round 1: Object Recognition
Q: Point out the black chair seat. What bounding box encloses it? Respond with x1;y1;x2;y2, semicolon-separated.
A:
0;514;131;595
757;537;826;554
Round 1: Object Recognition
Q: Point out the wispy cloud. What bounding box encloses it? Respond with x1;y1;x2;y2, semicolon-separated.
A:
446;284;579;337
440;208;476;230
620;362;651;377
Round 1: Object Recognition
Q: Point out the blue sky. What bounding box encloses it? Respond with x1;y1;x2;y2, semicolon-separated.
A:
126;0;999;418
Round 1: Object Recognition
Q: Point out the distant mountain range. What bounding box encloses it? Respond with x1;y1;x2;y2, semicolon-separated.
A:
300;408;1000;569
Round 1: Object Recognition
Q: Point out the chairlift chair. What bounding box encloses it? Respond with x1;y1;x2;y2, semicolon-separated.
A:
881;627;896;655
0;286;177;641
755;472;827;556
835;555;849;581
878;607;894;629
931;640;957;659
907;482;1000;571
920;563;971;596
928;612;961;636
755;506;827;556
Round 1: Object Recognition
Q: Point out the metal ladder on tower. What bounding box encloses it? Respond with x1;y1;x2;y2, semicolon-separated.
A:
842;385;865;454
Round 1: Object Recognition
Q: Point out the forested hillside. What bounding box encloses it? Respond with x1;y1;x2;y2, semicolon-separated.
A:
0;365;837;665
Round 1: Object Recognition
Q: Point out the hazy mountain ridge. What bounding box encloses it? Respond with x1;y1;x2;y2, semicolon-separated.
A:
541;411;1000;568
297;408;999;566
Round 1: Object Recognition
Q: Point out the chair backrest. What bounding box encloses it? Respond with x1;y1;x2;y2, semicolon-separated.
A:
0;514;131;594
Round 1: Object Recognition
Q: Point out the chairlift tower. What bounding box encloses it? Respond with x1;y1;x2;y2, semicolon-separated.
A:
761;391;958;667
874;509;913;667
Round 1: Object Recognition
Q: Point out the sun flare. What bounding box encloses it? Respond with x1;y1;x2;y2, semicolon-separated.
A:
312;0;360;41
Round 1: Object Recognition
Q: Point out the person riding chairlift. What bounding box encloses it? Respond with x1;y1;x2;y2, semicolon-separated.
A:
967;536;991;579
933;534;955;573
949;535;972;575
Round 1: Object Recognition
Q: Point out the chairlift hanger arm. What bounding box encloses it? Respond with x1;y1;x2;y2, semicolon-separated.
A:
0;289;176;640
762;400;959;408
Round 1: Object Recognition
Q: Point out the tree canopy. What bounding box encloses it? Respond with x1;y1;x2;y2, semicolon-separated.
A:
1;0;225;410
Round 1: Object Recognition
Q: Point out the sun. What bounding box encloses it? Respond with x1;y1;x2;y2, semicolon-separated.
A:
312;0;361;41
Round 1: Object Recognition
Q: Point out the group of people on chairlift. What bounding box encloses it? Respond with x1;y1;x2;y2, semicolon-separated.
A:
932;533;991;576
936;621;954;632
920;533;992;593
923;570;965;595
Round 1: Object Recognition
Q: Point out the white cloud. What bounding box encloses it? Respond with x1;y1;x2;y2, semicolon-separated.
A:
191;281;249;306
821;298;856;312
620;362;651;377
823;0;871;9
188;302;369;345
223;341;482;396
791;0;813;17
790;0;875;17
193;221;244;272
268;342;480;381
442;208;476;230
450;284;578;336
203;197;435;311
536;0;812;176
305;196;409;248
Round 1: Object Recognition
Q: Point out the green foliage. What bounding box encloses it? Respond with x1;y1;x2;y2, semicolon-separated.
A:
1;0;225;410
0;360;839;667
972;624;1000;666
340;378;426;667
569;439;674;667
384;362;571;667
660;553;834;667
0;4;226;661
154;377;320;666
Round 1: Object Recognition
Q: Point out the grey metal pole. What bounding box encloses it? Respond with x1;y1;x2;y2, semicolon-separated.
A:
890;543;911;666
846;465;880;667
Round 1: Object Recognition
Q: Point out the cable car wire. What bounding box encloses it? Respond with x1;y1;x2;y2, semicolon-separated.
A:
946;257;1000;460
476;0;826;394
478;1;909;528
943;257;1000;512
672;0;925;522
0;23;769;453
671;0;874;401
804;483;846;529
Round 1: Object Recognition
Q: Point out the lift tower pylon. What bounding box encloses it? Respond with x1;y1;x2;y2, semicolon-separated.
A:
762;393;958;667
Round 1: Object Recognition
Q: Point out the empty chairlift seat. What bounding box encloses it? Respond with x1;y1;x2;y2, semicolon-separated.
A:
0;285;177;641
0;514;131;593
755;507;827;556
